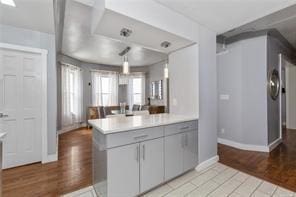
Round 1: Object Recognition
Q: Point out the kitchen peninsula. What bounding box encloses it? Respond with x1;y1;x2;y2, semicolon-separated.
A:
89;113;198;197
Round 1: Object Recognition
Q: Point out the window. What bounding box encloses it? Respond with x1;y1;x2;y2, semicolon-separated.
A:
128;73;145;106
132;78;143;105
61;64;83;128
92;71;118;106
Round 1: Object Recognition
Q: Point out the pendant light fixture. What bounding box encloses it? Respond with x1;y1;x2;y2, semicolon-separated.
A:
164;59;169;79
122;55;130;74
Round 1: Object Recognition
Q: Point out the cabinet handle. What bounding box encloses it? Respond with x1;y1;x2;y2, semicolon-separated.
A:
134;134;148;140
142;144;145;160
136;145;140;162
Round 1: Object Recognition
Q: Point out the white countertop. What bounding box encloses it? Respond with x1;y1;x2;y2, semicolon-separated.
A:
0;132;7;141
88;113;198;135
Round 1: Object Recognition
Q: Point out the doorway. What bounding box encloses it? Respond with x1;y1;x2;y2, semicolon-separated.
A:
279;54;296;138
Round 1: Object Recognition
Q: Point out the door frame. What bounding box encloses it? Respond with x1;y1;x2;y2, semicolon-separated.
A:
0;42;49;164
279;53;296;139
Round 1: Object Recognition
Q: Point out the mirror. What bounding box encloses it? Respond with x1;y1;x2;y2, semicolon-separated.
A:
151;80;163;100
268;69;280;100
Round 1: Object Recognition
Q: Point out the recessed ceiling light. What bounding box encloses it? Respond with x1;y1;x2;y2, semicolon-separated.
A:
0;0;16;7
161;41;171;48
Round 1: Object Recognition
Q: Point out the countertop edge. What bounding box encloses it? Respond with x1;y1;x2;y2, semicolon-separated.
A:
89;117;198;135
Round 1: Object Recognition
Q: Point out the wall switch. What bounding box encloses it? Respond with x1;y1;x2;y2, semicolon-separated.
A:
221;128;225;134
219;94;230;100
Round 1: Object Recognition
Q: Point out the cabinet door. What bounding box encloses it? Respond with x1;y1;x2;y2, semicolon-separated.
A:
164;133;183;181
183;130;198;172
140;138;164;193
107;143;140;197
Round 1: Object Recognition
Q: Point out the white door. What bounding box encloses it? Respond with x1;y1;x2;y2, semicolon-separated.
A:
286;64;296;129
0;48;42;169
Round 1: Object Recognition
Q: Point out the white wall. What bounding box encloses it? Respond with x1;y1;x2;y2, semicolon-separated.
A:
0;24;57;155
169;44;199;117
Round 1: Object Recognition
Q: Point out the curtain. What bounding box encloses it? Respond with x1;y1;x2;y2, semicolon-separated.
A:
61;64;83;128
128;72;146;108
91;70;118;106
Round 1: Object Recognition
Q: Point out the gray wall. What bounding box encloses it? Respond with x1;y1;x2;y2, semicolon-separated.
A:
0;24;57;155
217;35;296;147
198;25;218;163
217;36;268;146
241;37;268;145
217;42;243;143
267;35;295;144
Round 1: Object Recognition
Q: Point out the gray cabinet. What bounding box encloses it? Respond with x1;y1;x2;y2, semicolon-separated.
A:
164;133;183;181
183;130;198;172
140;138;164;193
164;121;198;181
107;137;164;197
107;143;140;197
93;120;198;197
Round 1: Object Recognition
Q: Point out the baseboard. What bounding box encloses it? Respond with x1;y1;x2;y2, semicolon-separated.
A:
195;155;219;172
218;138;269;152
58;123;87;135
42;153;58;163
269;138;282;152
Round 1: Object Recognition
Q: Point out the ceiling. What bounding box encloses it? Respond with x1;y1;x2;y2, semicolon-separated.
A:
154;0;296;34
0;0;55;33
62;0;195;66
62;0;170;66
220;4;296;49
93;10;193;54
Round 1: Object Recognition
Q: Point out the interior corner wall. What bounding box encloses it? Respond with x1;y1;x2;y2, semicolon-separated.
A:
0;24;57;155
198;25;218;163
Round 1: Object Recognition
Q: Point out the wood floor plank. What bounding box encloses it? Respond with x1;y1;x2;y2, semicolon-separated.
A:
2;128;92;197
219;129;296;192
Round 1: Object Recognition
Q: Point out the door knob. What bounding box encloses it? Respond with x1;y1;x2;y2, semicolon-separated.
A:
0;113;8;118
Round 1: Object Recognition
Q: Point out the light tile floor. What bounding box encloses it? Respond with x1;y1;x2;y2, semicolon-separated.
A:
63;163;296;197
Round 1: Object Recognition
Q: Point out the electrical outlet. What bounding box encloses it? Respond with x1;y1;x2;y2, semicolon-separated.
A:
173;98;178;106
221;128;225;134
